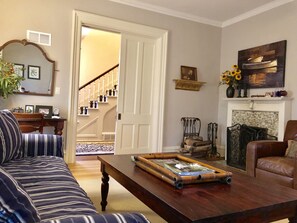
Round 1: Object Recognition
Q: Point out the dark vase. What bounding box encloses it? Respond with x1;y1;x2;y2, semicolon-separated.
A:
226;86;235;98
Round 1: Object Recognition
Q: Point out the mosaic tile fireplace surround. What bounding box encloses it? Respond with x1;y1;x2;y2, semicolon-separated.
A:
225;97;292;161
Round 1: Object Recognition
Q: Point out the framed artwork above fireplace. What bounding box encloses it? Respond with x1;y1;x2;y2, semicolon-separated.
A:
237;40;287;89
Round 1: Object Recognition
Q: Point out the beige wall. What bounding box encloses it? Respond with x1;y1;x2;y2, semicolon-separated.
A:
80;29;120;87
0;0;221;150
218;1;297;147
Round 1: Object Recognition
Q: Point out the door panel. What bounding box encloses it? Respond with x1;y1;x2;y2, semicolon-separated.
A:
115;34;155;154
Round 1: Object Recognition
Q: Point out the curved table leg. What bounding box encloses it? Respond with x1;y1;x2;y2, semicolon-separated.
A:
100;167;109;211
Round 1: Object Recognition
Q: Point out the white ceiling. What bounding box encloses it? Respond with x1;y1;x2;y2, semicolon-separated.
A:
109;0;294;27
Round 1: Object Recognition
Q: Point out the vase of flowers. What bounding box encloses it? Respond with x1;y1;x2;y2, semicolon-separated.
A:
219;65;242;98
0;59;24;99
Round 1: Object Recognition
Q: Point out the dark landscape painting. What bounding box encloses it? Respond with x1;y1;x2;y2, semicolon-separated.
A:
237;40;287;88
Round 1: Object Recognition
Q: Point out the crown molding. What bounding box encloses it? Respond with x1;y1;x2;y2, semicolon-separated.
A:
109;0;294;28
222;0;295;27
109;0;222;27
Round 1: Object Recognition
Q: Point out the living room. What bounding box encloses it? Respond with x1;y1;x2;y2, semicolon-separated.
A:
1;1;297;222
2;0;297;163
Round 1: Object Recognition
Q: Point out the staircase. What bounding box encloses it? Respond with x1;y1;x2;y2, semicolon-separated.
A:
77;64;119;142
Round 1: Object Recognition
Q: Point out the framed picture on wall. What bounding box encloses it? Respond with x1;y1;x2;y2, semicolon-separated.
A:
28;65;41;80
13;64;25;77
180;66;197;81
238;40;287;88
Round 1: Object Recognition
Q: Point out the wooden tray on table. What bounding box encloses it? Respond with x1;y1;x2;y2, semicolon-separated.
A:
132;153;232;189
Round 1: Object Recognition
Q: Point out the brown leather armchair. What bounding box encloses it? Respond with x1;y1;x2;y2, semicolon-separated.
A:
246;120;297;189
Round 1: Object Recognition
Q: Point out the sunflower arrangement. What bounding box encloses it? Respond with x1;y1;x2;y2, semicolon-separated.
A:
220;65;242;87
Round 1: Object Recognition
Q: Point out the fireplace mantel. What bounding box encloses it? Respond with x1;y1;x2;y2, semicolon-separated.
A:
226;97;292;141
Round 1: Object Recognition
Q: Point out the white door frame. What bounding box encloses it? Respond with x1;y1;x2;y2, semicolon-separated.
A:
65;10;168;163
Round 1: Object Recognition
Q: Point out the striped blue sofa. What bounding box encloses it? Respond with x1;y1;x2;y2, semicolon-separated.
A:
0;110;150;223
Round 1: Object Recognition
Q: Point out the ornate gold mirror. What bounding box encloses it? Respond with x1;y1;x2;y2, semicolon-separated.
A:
0;39;55;96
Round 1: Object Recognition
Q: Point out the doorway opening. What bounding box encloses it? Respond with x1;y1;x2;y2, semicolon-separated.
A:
66;11;167;163
76;26;121;157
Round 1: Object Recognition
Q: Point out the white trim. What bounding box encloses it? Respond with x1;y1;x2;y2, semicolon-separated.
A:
109;0;294;28
66;10;168;163
162;146;180;153
222;0;295;27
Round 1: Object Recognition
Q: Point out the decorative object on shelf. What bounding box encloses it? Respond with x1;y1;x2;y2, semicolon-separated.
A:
226;86;235;98
173;79;205;91
35;105;53;118
219;64;242;98
238;40;286;89
174;65;205;91
0;59;24;98
25;105;34;113
237;84;242;98
243;83;248;97
181;66;197;81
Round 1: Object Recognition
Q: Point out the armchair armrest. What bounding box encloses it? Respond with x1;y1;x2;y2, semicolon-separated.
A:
40;213;150;223
21;134;63;158
246;140;287;177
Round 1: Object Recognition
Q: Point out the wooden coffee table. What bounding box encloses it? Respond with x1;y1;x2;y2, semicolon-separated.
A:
98;154;297;223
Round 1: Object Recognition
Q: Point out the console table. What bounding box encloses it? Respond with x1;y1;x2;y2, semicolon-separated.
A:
14;113;66;135
44;118;66;135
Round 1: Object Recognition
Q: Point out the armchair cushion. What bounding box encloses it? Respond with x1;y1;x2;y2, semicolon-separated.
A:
257;156;294;177
0;167;40;222
285;140;297;158
0;110;22;164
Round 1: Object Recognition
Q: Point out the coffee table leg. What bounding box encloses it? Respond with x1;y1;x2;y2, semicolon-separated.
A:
101;167;109;211
289;217;297;223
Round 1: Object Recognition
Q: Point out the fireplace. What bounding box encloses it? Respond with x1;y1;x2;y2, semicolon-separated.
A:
226;124;275;170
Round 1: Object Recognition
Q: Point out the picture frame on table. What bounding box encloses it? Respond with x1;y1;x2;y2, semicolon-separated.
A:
13;64;25;77
35;105;53;118
25;105;34;113
28;65;40;80
181;66;197;81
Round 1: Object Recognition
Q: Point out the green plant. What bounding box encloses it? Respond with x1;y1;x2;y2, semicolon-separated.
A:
0;59;24;98
219;64;242;87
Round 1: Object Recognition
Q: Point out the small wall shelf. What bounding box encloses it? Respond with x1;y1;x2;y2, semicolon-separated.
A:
173;79;206;91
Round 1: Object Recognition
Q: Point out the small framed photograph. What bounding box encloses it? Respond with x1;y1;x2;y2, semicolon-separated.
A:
35;105;53;118
181;66;197;81
25;105;34;113
28;65;40;80
13;64;25;77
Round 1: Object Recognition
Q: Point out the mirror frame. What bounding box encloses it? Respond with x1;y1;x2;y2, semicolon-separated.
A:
0;39;55;96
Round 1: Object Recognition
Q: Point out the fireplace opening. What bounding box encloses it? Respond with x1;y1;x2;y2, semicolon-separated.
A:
227;124;276;170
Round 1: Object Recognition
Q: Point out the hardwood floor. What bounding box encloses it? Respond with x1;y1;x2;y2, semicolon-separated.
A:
69;156;166;222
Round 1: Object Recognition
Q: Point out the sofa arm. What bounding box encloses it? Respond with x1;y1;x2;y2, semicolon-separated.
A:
21;133;63;158
246;140;287;177
40;213;150;223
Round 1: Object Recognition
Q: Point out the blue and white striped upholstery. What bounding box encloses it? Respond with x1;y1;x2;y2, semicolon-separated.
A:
0;110;23;164
1;156;150;223
0;167;41;222
1;156;97;221
0;110;150;223
21;133;63;158
41;213;150;223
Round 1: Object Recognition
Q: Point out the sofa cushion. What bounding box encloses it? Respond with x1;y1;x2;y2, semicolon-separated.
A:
285;140;297;158
0;167;40;222
0;110;22;164
1;156;98;221
257;156;294;177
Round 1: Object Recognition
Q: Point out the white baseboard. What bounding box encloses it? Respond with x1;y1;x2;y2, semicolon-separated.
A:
162;146;180;153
